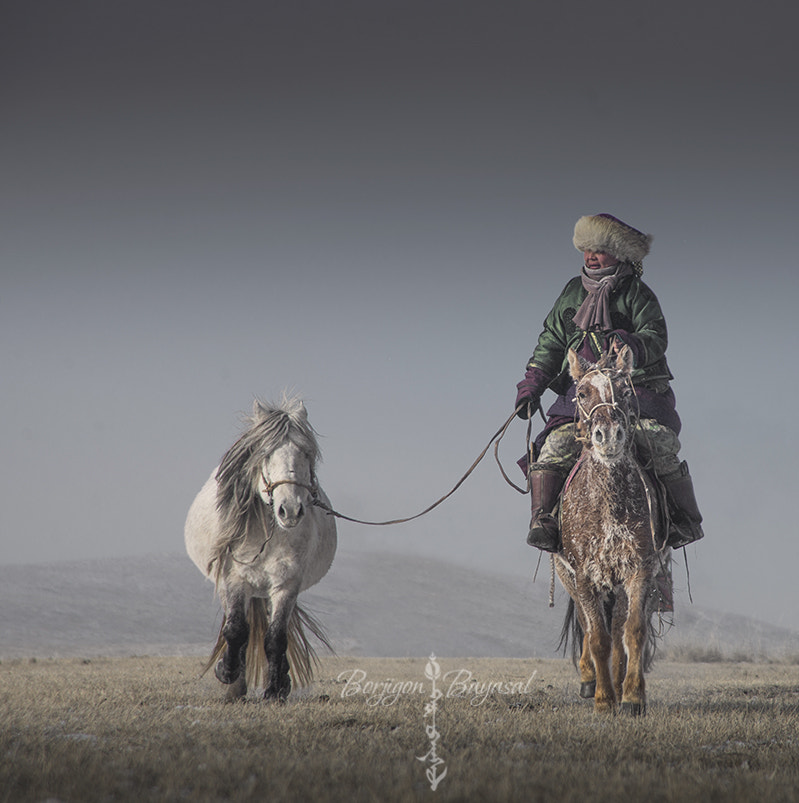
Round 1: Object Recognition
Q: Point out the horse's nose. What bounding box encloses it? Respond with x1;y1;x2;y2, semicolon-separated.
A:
592;421;624;456
277;501;304;526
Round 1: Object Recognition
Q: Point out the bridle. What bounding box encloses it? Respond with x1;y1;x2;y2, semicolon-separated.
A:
224;466;319;567
574;367;636;443
261;467;320;507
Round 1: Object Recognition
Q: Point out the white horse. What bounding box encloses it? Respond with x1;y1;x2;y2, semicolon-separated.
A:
185;396;337;702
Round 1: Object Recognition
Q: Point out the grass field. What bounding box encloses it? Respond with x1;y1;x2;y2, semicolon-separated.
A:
2;655;799;802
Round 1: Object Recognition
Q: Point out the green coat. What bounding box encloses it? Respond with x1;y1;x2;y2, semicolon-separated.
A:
527;274;674;396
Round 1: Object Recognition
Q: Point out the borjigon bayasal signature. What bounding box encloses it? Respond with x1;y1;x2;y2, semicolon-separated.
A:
337;665;539;707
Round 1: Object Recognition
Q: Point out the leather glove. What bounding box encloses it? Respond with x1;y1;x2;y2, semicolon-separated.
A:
515;366;549;419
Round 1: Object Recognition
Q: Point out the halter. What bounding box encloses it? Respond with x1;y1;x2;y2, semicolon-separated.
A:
225;467;319;567
573;367;636;443
261;467;319;507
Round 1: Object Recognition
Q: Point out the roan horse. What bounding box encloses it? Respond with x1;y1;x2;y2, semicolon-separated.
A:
185;397;337;702
555;345;668;715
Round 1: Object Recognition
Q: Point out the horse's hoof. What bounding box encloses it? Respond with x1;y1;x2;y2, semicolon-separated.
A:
263;688;288;704
580;681;596;699
593;698;616;715
214;659;240;685
224;676;247;703
621;701;646;717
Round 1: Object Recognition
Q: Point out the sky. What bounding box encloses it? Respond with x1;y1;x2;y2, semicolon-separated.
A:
2;1;798;630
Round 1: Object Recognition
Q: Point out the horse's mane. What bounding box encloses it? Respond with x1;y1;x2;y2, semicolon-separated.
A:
210;395;320;578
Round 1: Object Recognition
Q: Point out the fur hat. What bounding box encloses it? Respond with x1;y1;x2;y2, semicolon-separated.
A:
573;213;652;266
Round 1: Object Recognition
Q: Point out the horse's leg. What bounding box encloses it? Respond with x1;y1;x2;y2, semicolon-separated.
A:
215;591;249;688
620;573;649;716
575;606;596;698
579;631;596;698
263;590;296;701
610;592;628;705
555;558;595;698
577;580;615;714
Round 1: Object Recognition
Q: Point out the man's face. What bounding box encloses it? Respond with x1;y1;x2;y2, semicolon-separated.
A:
583;251;619;270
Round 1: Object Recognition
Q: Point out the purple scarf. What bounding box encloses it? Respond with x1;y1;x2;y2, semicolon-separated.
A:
571;262;634;332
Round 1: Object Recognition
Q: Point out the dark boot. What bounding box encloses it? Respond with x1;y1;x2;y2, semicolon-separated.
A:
527;464;565;552
664;462;704;549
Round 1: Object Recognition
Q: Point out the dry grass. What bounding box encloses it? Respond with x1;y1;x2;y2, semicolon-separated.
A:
2;655;799;802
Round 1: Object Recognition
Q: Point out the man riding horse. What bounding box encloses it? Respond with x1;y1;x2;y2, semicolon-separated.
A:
515;213;704;562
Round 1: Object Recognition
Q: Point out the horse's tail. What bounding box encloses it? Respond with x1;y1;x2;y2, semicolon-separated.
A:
247;600;334;689
202;600;334;690
557;597;583;669
556;594;659;673
290;603;335;686
643;607;659;673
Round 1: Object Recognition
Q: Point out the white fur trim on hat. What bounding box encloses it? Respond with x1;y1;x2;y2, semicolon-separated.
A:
572;214;652;265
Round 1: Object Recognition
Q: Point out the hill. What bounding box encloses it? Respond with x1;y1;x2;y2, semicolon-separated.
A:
1;547;797;660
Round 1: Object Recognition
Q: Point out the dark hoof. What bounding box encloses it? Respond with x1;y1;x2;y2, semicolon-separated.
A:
621;701;646;717
263;688;289;704
579;681;596;699
214;659;240;685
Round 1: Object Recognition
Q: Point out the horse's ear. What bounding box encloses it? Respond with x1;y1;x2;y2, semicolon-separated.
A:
291;396;308;419
568;348;587;381
280;394;309;425
252;399;267;420
615;344;634;375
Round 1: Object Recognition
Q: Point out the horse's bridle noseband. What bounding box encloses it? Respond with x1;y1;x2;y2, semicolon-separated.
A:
225;470;319;567
261;469;319;507
574;368;636;437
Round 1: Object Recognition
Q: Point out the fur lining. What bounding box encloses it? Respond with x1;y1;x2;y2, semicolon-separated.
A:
573;214;652;265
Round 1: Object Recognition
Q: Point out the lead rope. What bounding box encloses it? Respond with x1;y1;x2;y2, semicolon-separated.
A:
226;405;536;571
493;401;543;495
314;405;529;526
